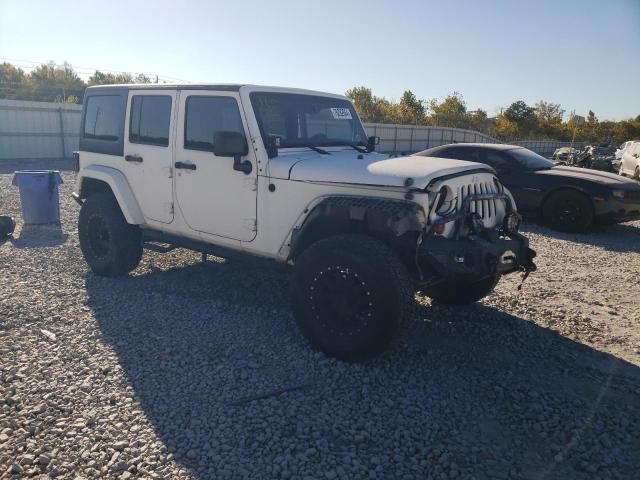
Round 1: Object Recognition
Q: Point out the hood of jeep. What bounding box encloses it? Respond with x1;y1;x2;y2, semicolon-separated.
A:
268;148;493;189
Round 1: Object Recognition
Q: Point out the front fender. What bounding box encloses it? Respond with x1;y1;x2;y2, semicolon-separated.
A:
76;165;144;225
280;195;427;260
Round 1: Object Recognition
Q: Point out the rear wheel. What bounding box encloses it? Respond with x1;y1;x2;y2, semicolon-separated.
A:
542;189;593;232
78;192;142;276
423;274;500;305
291;234;413;362
635;166;640;181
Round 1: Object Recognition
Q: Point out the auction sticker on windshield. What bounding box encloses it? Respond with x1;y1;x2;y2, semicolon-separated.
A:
330;108;353;120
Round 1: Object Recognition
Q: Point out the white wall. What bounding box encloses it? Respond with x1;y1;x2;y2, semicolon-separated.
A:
0;99;583;160
0;99;82;160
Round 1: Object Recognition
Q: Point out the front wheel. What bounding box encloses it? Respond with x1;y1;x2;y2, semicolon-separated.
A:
290;234;414;362
422;274;500;305
78;192;142;276
542;189;593;232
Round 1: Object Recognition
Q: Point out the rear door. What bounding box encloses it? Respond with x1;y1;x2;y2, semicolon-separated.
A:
123;90;176;223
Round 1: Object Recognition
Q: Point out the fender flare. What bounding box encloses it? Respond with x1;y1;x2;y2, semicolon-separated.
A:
281;195;427;260
77;165;145;225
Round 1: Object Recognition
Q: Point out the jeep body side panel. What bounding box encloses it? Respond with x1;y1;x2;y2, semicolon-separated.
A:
77;164;145;225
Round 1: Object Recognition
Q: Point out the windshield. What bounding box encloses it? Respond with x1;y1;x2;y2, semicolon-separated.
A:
591;147;612;155
250;92;368;149
508;148;554;171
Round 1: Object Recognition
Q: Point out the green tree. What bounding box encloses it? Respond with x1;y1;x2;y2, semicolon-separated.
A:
503;100;536;136
345;86;382;123
397;90;426;125
27;62;86;102
582;110;600;143
467;109;491;134
88;70;133;86
534;100;564;138
494;114;518;140
88;71;153;86
428;92;467;128
0;62;28;99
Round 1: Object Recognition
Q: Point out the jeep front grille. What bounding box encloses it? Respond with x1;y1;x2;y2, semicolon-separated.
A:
456;180;502;223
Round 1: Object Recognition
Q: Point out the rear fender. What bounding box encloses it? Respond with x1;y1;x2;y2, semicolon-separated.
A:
76;165;144;225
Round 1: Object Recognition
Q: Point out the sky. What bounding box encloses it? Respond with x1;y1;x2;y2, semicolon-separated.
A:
1;0;639;120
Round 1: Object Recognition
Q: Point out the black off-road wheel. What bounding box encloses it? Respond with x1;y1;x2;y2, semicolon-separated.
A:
423;274;500;306
78;192;142;276
291;234;414;363
542;189;593;233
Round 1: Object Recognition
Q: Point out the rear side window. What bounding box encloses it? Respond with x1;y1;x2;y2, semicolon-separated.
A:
184;96;244;151
83;95;121;141
80;90;127;156
129;95;172;146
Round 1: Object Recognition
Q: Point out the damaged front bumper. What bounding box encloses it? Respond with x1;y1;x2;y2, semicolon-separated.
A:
417;231;536;287
416;191;536;287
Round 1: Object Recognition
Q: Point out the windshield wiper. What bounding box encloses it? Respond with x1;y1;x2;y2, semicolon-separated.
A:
330;142;368;153
306;145;330;155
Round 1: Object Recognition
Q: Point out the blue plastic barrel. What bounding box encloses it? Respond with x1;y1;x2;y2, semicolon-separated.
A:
11;171;63;224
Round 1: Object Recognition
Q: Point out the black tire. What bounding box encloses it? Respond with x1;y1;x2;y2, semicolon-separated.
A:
635;167;640;181
423;274;500;306
542;189;593;233
290;234;414;362
78;192;142;276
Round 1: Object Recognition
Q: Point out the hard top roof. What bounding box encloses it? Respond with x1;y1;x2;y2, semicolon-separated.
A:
84;83;349;99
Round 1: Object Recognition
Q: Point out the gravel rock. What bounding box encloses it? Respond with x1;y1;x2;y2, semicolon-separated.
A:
1;167;640;479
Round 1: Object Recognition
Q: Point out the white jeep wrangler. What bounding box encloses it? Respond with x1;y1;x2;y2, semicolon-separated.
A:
73;84;535;362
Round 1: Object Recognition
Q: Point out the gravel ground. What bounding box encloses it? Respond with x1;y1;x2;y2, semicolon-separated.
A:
1;167;639;479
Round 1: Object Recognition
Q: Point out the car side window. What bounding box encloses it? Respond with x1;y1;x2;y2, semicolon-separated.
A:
479;150;510;170
185;96;244;152
129;95;172;147
83;95;121;141
436;147;466;160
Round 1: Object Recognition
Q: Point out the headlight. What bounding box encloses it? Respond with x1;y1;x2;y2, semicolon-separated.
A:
503;212;521;234
612;190;625;199
435;186;455;215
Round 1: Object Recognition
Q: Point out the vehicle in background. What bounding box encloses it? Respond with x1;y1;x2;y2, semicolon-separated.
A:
73;84;535;362
618;141;640;180
415;143;640;232
615;141;639;161
552;147;580;162
570;145;617;173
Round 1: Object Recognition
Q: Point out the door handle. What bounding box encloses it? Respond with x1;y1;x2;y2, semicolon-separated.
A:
175;161;196;170
125;154;143;163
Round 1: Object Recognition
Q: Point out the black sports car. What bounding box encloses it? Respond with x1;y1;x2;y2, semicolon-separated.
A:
415;143;640;232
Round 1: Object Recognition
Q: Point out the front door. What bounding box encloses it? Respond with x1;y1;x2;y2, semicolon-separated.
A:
174;91;257;241
123;90;176;223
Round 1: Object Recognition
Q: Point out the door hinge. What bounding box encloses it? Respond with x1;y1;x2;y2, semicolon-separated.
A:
243;219;257;232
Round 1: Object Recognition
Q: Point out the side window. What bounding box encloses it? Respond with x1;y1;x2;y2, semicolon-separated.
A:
435;147;464;159
480;150;510;169
184;96;244;151
129;95;172;146
445;147;477;162
83;95;121;140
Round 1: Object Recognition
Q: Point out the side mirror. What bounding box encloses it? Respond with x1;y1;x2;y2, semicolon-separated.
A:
213;131;252;175
367;136;380;152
